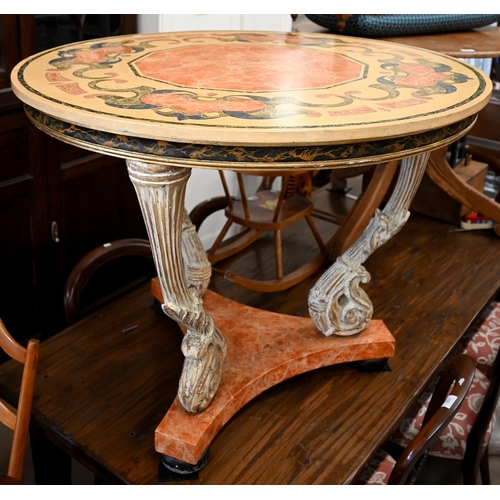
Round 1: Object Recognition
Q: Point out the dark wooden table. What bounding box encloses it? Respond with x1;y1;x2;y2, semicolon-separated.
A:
1;185;500;484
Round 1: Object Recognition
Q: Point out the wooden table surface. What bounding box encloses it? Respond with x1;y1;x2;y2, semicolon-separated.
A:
380;25;500;59
1;186;500;485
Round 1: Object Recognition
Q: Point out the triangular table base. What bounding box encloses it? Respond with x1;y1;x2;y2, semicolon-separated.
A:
151;278;395;465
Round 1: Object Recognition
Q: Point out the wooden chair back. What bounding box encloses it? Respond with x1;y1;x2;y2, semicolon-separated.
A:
0;319;39;483
389;354;476;485
205;170;327;292
63;238;153;325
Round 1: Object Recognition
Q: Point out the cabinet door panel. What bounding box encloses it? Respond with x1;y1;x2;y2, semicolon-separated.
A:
0;14;140;340
0;106;49;345
0;192;38;343
0;112;31;183
44;141;148;334
60;154;148;271
0;15;21;90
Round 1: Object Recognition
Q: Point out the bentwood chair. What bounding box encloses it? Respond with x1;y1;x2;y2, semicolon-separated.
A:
389;300;500;484
190;162;402;290
63;238;154;325
192;170;331;292
357;354;476;485
0;319;39;484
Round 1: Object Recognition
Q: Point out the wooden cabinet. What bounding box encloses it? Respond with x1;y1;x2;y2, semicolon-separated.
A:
0;15;148;345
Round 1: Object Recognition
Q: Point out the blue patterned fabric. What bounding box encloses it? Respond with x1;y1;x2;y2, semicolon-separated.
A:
305;14;500;37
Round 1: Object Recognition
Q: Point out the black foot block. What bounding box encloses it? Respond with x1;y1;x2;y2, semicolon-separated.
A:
151;299;163;314
354;358;391;372
159;447;210;481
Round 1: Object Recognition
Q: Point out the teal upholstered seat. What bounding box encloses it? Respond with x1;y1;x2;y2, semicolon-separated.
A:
305;14;500;38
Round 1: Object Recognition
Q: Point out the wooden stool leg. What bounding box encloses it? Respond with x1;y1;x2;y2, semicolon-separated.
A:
309;153;429;336
274;229;283;280
208;218;234;258
127;160;226;414
305;214;326;252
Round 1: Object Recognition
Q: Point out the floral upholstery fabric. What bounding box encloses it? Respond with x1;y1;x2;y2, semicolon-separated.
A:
390;368;496;459
459;301;500;378
360;302;500;482
356;450;396;485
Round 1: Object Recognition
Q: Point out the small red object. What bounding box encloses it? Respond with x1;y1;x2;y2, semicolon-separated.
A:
460;212;493;230
464;212;489;223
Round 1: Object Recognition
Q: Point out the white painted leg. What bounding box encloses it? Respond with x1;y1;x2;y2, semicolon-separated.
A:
308;152;430;336
181;209;212;297
127;160;226;413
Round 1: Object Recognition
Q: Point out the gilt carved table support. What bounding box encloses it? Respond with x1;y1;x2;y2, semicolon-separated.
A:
130;152;430;413
127;160;226;414
309;152;430;336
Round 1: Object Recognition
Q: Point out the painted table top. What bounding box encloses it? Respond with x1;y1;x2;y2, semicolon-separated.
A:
11;31;492;148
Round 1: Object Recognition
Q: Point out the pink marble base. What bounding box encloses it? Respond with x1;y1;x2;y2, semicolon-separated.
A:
152;283;395;464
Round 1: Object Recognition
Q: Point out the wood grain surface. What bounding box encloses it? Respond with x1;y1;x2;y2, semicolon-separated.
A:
1;186;500;484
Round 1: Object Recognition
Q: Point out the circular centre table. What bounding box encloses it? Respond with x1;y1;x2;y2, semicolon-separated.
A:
11;30;491;471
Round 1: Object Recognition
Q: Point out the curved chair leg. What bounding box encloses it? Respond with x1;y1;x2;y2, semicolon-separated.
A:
208;228;265;264
479;446;491;485
207;218;235;258
426;146;500;224
188;195;266;264
305;213;326;252
274;229;283;280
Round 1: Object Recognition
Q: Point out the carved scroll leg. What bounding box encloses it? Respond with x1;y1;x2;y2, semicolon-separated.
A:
127;160;226;413
328;161;399;260
308;152;430;337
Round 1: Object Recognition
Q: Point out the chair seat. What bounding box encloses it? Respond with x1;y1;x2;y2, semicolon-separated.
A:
226;192;314;230
459;301;500;378
390;368;496;460
356;450;396;485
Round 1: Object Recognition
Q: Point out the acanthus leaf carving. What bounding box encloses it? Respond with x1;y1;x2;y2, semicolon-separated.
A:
308;152;429;337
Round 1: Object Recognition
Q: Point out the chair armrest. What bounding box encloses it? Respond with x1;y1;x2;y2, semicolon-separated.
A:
63;238;152;325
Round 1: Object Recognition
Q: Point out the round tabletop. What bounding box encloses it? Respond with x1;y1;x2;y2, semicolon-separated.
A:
11;31;492;169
